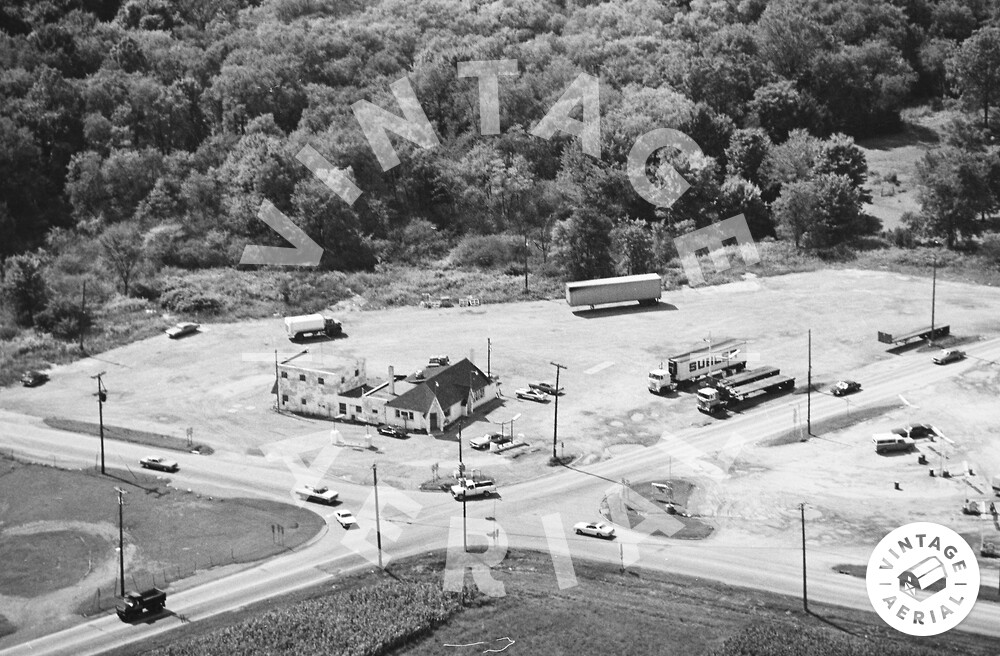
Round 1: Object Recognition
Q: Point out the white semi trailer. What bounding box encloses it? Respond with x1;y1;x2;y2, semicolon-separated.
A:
648;339;747;394
284;313;342;340
565;273;661;308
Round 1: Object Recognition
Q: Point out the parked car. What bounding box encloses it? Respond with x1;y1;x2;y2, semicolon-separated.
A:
529;381;563;395
376;424;408;439
872;434;915;454
933;348;965;364
139;456;179;472
451;479;497;500
573;521;615;539
294;485;339;505
469;432;510;450
515;387;548;402
891;423;937;439
165;322;200;339
334;510;357;528
20;370;49;387
830;380;861;396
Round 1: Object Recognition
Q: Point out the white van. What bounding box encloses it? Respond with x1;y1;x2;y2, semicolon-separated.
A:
873;433;915;454
451;479;497;500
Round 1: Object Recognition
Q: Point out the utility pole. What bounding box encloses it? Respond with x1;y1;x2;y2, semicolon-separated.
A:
116;487;127;597
930;252;937;344
550;361;566;460
456;417;467;552
807;329;812;436
79;280;86;352
91;372;107;474
274;350;280;410
800;502;808;613
372;463;383;569
487;338;492;378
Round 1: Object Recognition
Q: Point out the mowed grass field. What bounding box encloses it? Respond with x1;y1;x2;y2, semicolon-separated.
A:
98;550;996;656
0;456;324;637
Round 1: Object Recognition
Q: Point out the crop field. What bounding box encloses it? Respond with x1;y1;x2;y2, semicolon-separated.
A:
98;551;996;656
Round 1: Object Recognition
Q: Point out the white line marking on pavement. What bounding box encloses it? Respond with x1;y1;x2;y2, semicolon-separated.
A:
585;361;614;375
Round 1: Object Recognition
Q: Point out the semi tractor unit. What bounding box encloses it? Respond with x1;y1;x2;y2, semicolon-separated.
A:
697;366;794;414
565;273;661;308
648;339;747;394
284;313;342;340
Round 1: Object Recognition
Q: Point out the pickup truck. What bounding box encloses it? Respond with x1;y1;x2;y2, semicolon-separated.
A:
116;588;166;621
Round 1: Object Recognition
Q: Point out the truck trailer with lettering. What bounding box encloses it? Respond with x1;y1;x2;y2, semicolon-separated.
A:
648;339;748;395
565;273;662;309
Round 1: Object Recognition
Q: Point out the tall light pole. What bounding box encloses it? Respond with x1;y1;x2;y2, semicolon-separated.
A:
371;463;383;569
91;372;107;474
487;338;492;379
115;487;127;596
550;361;566;460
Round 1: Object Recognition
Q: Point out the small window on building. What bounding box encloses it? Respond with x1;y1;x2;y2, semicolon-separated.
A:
299;374;306;382
318;377;324;385
301;398;307;405
281;372;287;379
281;394;288;403
355;369;359;377
339;403;347;414
394;410;400;418
341;376;345;384
355;406;362;413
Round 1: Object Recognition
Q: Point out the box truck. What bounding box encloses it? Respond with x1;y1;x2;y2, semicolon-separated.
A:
565;273;661;308
284;314;342;340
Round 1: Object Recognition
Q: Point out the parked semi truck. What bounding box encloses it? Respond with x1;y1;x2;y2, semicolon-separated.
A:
648;339;747;394
116;588;166;621
284;313;342;340
697;366;794;414
565;273;661;308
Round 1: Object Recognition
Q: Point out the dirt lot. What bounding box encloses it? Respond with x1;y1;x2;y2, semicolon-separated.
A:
2;269;997;478
2;268;1000;558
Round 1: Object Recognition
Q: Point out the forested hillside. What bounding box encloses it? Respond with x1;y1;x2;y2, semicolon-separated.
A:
1;0;999;341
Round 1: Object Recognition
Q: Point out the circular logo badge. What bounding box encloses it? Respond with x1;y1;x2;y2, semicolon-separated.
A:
866;522;980;636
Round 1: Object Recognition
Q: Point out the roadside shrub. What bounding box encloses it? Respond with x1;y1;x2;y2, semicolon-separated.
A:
132;278;162;301
980;233;1000;267
451;234;525;269
0;325;18;341
159;285;224;314
34;296;91;340
885;226;917;249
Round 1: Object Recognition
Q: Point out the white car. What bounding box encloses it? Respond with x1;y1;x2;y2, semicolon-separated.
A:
933;348;965;364
515;387;548;402
573;521;615;539
334;510;356;528
165;322;200;339
294;485;339;505
469;432;509;450
139;456;179;472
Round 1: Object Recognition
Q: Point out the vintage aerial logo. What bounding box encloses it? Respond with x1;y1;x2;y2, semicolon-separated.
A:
866;522;980;636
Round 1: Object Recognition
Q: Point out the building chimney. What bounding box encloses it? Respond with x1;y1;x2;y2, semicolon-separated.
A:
388;365;395;395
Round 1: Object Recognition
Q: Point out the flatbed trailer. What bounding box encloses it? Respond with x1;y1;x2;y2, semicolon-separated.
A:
715;366;779;392
877;325;950;345
698;372;795;414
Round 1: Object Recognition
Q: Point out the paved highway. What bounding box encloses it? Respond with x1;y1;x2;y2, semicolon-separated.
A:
2;338;999;655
